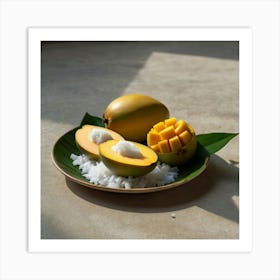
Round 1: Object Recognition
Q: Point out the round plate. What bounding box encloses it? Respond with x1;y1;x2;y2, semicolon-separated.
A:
52;127;210;193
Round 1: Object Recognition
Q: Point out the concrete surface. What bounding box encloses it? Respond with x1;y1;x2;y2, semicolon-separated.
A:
41;41;239;239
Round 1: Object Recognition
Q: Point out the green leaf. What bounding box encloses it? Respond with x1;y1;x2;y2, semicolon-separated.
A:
53;127;210;189
53;128;88;181
52;113;238;192
80;112;104;127
196;133;238;154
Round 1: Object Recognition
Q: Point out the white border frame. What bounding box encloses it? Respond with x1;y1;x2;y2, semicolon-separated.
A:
28;27;252;253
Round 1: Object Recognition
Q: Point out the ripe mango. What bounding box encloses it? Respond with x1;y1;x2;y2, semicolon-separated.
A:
99;140;158;177
75;125;124;160
103;94;169;142
147;118;197;166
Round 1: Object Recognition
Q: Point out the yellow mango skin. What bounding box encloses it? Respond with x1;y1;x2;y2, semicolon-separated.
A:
99;140;158;177
103;94;169;142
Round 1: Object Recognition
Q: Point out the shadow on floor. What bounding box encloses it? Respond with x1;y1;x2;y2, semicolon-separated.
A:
43;41;239;61
66;154;239;223
41;41;239;125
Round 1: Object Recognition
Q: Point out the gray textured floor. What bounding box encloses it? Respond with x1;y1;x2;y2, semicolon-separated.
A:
41;41;239;239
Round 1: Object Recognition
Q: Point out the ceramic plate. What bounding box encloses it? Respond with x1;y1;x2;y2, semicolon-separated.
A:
52;127;210;193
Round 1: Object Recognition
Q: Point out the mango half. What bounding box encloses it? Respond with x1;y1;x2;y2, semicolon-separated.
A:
103;94;170;142
75;125;124;160
147;118;197;166
99;140;158;177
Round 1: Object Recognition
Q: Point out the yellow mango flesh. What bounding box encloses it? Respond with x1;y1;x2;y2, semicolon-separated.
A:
159;126;176;140
153;121;165;132
147;131;161;146
179;130;192;145
99;140;158;177
147;118;197;165
103;94;169;142
175;120;188;135
158;139;171;153
75;125;124;160
151;144;160;152
164;117;177;127
169;135;182;152
158;139;197;166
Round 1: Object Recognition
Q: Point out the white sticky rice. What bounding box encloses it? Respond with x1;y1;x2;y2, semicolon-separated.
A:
112;140;143;158
70;154;179;189
89;129;113;144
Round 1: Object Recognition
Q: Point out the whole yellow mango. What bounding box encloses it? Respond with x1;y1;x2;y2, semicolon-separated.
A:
103;94;169;142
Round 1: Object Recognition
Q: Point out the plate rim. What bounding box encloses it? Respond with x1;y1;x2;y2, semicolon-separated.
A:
51;128;210;194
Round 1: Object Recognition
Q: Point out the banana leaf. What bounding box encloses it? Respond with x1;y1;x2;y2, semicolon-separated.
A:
52;113;238;193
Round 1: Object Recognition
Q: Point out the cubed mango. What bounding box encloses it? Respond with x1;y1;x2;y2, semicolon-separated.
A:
164;117;177;127
151;144;160;152
179;130;192;146
147;131;161;146
175;120;188;135
158;139;171;153
159;126;176;140
153;122;165;132
169;135;182;152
